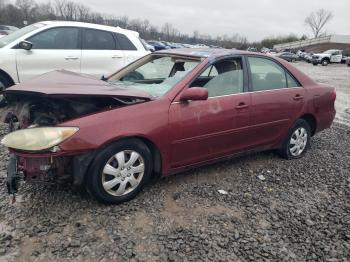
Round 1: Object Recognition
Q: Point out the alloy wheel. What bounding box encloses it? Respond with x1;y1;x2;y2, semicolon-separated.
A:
101;150;145;196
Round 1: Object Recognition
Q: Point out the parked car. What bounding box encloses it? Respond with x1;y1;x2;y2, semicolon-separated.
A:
341;49;350;64
247;47;258;52
147;40;169;51
276;52;298;62
304;53;314;63
0;25;19;38
312;49;343;66
346;57;350;67
0;21;149;102
1;49;336;204
140;39;155;52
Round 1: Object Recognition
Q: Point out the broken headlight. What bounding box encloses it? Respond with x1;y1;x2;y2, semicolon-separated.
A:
1;127;79;151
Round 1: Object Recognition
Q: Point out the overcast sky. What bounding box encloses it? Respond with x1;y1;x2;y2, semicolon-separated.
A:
35;0;349;41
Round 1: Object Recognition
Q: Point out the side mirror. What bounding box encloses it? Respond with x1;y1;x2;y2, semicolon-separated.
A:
179;87;208;102
19;41;33;51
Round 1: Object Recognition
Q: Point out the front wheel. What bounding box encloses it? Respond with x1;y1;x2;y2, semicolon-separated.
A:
86;139;153;204
279;119;311;160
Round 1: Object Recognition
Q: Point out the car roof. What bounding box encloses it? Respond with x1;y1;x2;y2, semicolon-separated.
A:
38;21;139;36
155;48;259;59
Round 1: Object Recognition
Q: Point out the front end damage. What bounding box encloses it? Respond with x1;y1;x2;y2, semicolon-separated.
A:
6;151;96;198
1;91;149;200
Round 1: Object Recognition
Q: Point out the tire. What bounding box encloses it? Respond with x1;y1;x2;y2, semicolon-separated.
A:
279;119;311;160
312;63;318;66
86;139;153;204
0;73;11;107
321;59;329;66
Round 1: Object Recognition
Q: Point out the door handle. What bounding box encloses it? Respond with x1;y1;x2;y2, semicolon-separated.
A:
65;56;79;60
112;55;123;59
235;102;249;109
293;94;304;101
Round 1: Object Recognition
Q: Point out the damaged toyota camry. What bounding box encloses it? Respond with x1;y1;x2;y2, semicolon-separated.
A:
0;49;336;204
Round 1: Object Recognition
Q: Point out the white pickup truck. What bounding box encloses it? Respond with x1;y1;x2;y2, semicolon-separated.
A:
311;49;343;66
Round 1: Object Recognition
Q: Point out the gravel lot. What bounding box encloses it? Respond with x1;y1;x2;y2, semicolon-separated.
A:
0;62;349;261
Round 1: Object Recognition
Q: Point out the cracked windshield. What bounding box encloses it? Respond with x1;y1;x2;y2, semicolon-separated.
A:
109;56;201;97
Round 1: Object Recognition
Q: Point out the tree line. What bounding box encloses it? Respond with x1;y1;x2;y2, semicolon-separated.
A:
0;0;332;50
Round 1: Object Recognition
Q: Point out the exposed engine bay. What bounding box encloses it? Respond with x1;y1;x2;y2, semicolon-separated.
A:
1;92;147;129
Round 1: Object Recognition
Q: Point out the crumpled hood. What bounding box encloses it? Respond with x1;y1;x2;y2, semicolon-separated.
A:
6;70;152;100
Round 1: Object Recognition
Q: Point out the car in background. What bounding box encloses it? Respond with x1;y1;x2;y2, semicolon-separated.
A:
341;49;350;64
304;53;314;63
346;57;350;67
0;21;150;101
0;25;19;38
1;49;336;204
247;47;258;52
140;39;155;52
277;52;298;62
312;49;343;66
147;40;170;51
182;43;194;48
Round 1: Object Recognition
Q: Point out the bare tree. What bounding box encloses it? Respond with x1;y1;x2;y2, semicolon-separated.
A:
305;9;333;38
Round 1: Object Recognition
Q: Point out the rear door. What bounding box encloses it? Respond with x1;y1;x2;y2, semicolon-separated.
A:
81;28;125;78
330;50;342;63
16;27;81;82
247;56;305;147
114;32;146;65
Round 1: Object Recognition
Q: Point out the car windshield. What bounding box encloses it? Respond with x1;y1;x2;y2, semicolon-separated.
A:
0;23;44;48
108;55;201;97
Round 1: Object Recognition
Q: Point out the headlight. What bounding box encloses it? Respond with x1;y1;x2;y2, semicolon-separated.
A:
1;127;79;151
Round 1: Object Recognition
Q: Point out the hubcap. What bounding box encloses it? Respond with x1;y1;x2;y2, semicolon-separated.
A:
101;150;145;196
289;127;308;156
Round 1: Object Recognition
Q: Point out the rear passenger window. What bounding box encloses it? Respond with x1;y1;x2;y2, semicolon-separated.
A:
115;33;137;50
83;29;115;50
248;57;287;91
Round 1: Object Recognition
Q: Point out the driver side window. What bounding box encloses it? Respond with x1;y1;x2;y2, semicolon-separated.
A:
27;27;79;49
191;58;244;97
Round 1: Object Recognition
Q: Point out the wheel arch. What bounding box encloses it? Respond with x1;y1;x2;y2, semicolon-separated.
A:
0;69;15;86
299;113;317;136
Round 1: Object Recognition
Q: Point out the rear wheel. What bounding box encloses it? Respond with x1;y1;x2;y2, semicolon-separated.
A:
86;139;152;204
280;119;311;159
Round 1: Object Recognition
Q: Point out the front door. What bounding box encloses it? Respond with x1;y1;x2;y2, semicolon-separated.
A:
16;27;81;82
169;57;252;168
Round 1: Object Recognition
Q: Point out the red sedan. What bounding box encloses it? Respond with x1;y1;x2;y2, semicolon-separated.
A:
1;49;336;204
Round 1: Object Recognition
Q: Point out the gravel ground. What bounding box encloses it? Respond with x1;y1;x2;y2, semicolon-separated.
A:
0;62;350;261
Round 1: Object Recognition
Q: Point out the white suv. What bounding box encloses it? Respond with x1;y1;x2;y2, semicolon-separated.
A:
0;21;149;92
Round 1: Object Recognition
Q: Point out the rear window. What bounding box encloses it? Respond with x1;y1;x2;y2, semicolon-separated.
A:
115;33;137;50
83;29;116;50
